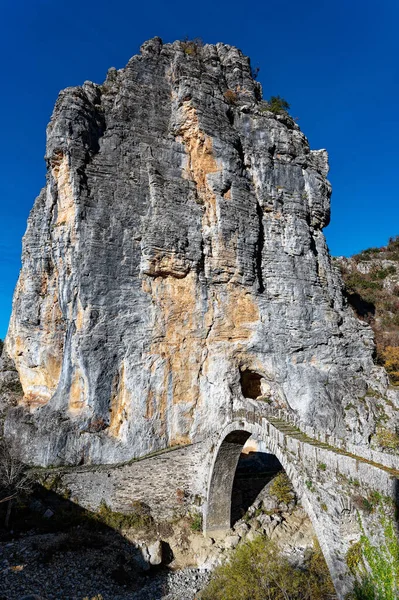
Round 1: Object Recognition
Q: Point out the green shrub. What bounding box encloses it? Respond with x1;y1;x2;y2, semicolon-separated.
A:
266;95;290;114
353;248;381;262
189;511;202;532
180;37;203;56
375;427;399;450
352;495;374;514
200;536;335;600
350;577;377;600
269;472;295;504
95;500;153;530
346;541;363;574
375;266;396;279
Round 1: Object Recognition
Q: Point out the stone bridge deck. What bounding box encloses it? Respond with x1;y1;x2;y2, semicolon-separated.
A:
233;406;399;477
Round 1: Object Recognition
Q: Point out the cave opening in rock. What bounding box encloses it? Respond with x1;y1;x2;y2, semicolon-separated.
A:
240;369;263;399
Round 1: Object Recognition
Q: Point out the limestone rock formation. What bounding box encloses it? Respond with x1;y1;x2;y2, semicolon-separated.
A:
3;37;398;465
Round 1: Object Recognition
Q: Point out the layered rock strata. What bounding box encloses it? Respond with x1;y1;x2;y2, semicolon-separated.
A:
3;37;398;465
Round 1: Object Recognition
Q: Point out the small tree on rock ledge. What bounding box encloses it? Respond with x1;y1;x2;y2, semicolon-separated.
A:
267;95;291;114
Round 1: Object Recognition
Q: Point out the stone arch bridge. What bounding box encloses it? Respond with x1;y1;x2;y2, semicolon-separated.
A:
205;407;399;598
42;405;399;600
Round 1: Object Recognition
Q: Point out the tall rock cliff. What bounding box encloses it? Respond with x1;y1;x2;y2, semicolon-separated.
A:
3;38;398;465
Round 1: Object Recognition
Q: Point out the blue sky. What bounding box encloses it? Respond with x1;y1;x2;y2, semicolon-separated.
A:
1;0;398;338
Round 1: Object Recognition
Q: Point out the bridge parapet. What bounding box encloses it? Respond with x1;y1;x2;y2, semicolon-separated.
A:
232;405;399;472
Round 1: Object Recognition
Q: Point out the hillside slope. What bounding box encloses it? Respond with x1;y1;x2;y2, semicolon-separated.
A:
337;236;399;384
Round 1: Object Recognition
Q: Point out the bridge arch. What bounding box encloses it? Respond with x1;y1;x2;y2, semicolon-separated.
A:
204;419;340;595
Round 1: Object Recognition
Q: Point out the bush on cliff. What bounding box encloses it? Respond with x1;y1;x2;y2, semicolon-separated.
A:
266;95;291;114
268;472;295;504
200;536;335;600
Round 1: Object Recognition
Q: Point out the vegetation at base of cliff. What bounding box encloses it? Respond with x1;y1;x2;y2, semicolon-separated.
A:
0;440;33;528
200;537;335;600
346;541;363;573
189;511;202;532
338;235;399;384
345;498;399;600
95;500;153;531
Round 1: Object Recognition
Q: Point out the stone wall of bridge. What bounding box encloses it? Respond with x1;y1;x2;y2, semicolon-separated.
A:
38;444;209;522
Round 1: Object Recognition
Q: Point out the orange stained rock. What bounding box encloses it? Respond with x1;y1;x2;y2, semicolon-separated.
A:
179;104;219;228
69;367;88;412
51;152;76;228
143;271;202;435
109;362;131;438
178;104;246;280
169;432;192;447
10;281;64;407
143;271;260;437
75;298;86;331
208;284;259;342
145;388;155;420
142;252;189;279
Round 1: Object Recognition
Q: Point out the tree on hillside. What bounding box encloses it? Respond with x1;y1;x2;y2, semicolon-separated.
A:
0;440;33;527
267;95;291;114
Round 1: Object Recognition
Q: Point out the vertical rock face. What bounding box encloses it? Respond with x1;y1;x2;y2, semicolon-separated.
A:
3;38;398;465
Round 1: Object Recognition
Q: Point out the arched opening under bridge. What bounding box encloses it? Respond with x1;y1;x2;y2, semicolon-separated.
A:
205;429;286;534
204;423;342;594
231;437;282;525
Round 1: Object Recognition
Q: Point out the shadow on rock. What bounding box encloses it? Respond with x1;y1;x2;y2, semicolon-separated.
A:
0;482;175;600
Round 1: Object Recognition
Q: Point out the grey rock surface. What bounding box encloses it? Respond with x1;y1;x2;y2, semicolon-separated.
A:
2;37;398;465
148;540;163;566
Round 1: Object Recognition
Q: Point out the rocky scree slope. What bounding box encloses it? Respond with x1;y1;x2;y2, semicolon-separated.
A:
2;37;398;465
